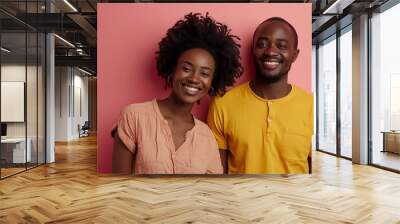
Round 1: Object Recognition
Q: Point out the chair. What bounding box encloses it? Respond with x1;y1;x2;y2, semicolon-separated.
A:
79;121;90;138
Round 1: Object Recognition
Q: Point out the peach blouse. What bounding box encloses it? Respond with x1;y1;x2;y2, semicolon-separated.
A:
116;99;223;174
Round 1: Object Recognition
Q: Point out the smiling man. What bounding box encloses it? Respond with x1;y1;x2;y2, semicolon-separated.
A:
207;17;313;174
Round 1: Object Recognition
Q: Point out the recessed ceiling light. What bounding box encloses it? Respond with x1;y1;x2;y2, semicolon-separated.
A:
63;0;78;12
322;0;355;15
78;67;93;76
1;47;11;53
54;34;75;48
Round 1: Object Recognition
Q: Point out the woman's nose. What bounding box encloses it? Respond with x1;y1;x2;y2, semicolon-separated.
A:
187;71;201;83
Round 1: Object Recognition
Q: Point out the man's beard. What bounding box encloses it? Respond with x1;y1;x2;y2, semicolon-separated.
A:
254;60;287;83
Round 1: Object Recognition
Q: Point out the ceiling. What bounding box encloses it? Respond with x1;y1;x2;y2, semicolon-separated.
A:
0;0;393;75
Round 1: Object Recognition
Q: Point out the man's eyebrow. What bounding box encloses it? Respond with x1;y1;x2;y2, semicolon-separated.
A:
256;37;268;41
276;39;289;43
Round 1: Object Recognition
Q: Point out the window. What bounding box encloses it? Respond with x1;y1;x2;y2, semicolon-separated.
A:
339;27;352;158
371;2;400;171
317;35;337;154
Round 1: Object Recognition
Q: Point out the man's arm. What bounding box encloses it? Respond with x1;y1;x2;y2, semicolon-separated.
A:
219;149;228;174
112;133;134;174
207;98;229;174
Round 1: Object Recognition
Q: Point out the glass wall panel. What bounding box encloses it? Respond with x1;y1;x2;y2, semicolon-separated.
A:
0;1;46;179
27;31;38;169
317;35;337;154
38;32;45;165
26;0;42;169
1;29;28;177
371;3;400;171
339;27;352;158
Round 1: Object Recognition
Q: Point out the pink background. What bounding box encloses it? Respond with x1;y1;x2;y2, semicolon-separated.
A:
97;3;311;173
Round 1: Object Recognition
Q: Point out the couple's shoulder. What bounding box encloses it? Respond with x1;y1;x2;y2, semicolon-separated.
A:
291;85;313;101
212;81;250;103
195;119;216;137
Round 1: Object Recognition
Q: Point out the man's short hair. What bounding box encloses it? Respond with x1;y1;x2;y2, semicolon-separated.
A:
253;17;298;49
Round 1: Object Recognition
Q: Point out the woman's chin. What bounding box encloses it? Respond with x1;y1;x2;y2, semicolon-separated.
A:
174;94;203;105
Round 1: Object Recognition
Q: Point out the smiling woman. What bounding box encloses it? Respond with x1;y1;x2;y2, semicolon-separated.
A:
111;13;243;175
170;48;215;104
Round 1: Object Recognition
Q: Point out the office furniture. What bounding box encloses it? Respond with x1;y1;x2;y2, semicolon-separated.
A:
382;131;400;154
79;121;90;138
0;138;32;164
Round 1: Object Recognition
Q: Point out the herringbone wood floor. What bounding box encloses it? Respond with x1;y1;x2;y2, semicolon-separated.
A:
1;135;400;224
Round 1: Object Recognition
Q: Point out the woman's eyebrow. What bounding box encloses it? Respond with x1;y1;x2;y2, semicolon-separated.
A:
200;66;212;71
183;60;212;70
182;61;193;66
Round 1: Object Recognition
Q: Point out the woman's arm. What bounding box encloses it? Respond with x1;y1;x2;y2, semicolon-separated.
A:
112;132;134;174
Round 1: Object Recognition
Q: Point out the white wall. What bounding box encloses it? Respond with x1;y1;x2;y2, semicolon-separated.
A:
1;66;26;131
55;67;89;141
1;82;25;122
55;66;70;141
73;73;89;138
1;65;42;137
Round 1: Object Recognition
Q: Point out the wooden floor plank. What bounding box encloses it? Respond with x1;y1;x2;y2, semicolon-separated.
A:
1;134;400;223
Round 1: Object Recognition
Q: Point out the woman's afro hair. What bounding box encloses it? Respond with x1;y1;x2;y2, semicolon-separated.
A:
156;13;243;96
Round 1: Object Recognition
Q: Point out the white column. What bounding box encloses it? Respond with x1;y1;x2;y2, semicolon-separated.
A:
46;32;55;163
45;0;55;163
352;14;369;164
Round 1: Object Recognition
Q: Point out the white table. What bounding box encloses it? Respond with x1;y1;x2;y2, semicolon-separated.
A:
1;138;32;163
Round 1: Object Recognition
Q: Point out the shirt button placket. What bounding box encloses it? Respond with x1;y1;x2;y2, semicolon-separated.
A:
266;101;273;136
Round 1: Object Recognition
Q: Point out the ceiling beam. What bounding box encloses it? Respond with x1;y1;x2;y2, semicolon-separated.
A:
67;13;97;40
55;55;96;68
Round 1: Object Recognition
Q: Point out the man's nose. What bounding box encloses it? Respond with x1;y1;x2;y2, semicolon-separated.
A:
265;44;279;56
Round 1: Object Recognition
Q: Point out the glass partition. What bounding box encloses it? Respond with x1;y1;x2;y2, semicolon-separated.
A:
1;30;28;178
317;35;337;155
0;1;46;179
